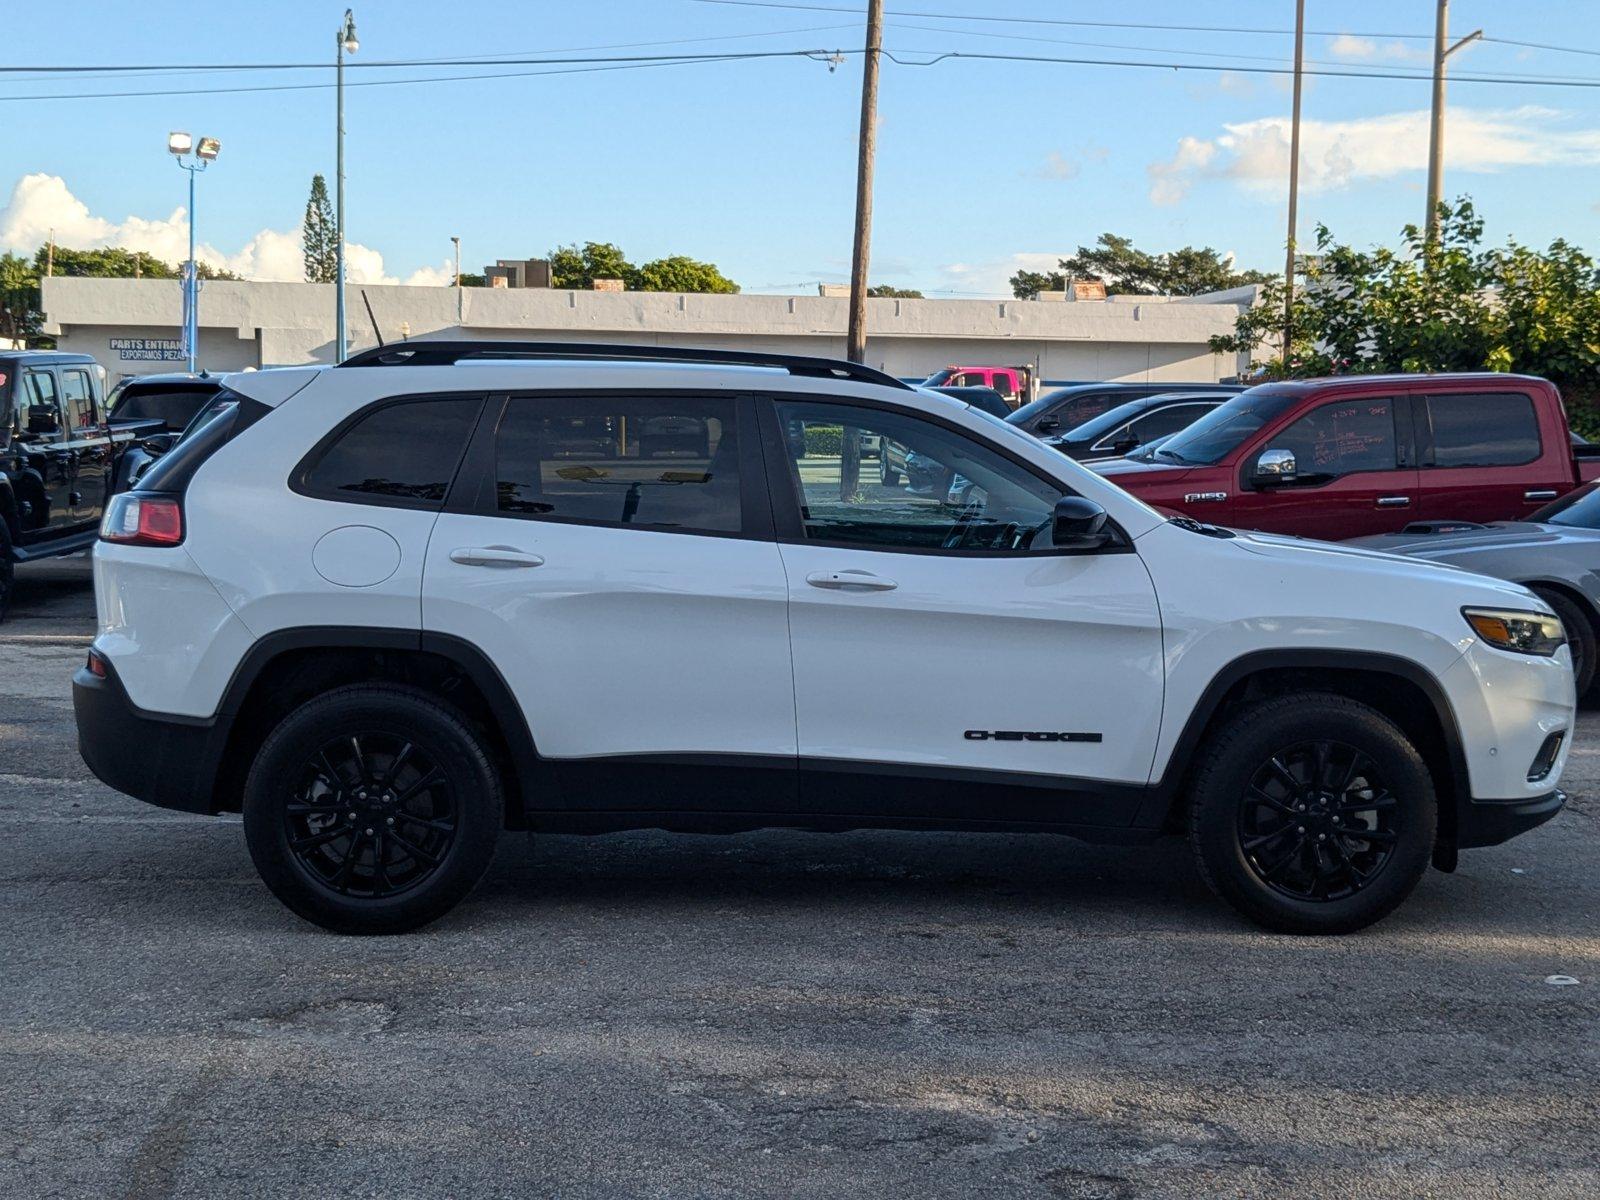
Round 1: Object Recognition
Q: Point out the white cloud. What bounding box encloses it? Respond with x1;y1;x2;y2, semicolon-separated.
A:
1327;34;1429;64
1328;35;1378;60
0;173;450;286
1147;136;1218;206
1036;151;1080;181
1146;106;1600;204
938;252;1066;298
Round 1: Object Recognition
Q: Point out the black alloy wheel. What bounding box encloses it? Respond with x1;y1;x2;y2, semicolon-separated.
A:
1188;692;1436;934
244;684;502;934
284;732;458;899
1237;740;1398;902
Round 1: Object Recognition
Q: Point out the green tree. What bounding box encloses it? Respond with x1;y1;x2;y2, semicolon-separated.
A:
548;242;739;293
634;255;739;294
1011;234;1274;299
548;241;634;289
867;284;923;298
0;252;42;346
38;246;176;278
302;174;336;283
1210;199;1600;425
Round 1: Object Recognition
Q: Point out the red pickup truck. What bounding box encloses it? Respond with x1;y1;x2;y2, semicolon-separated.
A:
1092;373;1600;539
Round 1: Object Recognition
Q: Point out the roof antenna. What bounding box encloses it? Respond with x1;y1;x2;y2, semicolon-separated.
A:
361;289;385;347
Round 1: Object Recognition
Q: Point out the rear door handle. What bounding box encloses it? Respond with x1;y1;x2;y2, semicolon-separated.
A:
805;569;897;592
450;546;545;569
1376;496;1411;508
1525;489;1559;501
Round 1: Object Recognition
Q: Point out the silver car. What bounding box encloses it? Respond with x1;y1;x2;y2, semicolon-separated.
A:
1349;482;1600;695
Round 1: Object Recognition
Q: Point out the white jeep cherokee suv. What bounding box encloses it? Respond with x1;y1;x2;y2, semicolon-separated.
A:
73;343;1574;935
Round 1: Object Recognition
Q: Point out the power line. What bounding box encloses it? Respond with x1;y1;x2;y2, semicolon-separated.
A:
687;0;1437;40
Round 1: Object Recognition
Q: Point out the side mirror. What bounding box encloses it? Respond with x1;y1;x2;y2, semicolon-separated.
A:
1035;417;1061;434
1052;496;1111;550
27;405;59;436
139;433;179;457
1111;434;1140;455
1253;447;1297;485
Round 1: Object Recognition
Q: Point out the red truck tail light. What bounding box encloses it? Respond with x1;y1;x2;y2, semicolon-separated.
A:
100;494;185;547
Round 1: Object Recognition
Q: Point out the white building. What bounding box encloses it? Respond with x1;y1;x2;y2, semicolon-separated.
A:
40;276;1253;385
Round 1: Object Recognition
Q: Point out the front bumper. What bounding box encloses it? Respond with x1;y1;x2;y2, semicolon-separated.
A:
1456;789;1566;850
73;661;228;814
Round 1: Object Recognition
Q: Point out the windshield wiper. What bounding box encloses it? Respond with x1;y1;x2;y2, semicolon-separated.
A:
1154;447;1190;464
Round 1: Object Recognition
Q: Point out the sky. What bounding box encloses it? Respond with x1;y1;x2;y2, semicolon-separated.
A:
3;0;1599;298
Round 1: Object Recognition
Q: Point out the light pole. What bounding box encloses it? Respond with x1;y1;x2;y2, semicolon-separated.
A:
168;131;221;375
1424;0;1483;246
335;8;359;362
1282;0;1305;361
451;235;462;326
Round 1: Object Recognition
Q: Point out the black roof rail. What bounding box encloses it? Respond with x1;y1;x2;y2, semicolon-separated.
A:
335;339;911;390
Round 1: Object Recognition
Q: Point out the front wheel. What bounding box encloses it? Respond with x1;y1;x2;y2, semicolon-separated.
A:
1187;693;1437;934
243;684;503;934
1532;587;1595;699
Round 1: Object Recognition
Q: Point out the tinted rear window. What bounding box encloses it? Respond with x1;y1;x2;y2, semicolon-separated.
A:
301;397;479;508
110;387;216;429
1427;392;1540;467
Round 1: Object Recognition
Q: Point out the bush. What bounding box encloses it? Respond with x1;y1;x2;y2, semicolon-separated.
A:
804;424;843;456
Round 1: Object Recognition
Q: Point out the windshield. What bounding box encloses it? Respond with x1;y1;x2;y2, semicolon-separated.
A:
1534;482;1600;529
1152;388;1300;465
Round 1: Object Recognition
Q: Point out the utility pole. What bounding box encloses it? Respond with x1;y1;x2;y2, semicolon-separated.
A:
842;0;882;500
1282;0;1305;361
1424;0;1483;245
845;0;883;365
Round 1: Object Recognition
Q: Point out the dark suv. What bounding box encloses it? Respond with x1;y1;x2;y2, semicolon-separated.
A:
1007;381;1243;437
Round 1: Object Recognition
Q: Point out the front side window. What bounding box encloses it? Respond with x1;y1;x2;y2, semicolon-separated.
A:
62;369;97;429
1427;392;1540;467
301;397;479;508
1270;397;1398;479
494;394;741;534
19;370;62;441
774;401;1065;553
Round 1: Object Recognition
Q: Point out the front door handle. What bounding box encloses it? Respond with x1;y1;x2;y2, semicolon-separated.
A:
1525;489;1559;501
806;569;897;592
1376;496;1411;508
450;546;545;569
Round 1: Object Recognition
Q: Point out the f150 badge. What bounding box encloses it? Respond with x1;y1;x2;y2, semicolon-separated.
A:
964;730;1102;743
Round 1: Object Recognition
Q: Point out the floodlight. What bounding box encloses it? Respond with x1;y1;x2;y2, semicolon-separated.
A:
196;137;221;161
168;131;193;156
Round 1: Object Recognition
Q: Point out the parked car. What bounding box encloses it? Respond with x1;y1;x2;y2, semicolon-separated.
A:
76;341;1571;936
106;372;225;491
2;350;136;620
1094;374;1600;540
1042;392;1229;462
1348;481;1600;695
1007;381;1244;437
921;365;1033;408
925;385;1011;420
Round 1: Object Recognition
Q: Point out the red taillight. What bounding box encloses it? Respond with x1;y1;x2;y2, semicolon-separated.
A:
100;494;184;547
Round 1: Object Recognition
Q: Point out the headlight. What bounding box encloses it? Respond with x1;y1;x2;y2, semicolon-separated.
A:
1462;607;1566;657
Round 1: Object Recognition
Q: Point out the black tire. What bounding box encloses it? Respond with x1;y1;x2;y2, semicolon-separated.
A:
1187;693;1437;935
0;522;12;625
879;454;901;487
242;684;503;934
1531;587;1595;699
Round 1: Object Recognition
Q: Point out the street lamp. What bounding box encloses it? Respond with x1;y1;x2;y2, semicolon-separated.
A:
168;130;221;374
335;8;359;362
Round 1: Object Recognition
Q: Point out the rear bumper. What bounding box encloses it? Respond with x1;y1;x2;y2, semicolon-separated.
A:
1457;789;1566;850
73;662;227;814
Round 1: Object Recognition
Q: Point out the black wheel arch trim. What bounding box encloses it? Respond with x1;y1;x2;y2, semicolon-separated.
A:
1134;648;1472;839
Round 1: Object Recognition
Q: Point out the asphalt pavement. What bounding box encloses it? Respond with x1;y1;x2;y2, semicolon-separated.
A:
2;557;1597;1198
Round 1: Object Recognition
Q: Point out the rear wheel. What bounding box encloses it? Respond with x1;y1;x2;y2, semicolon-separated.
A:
1188;693;1436;934
243;684;503;934
1531;587;1595;698
879;453;901;487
